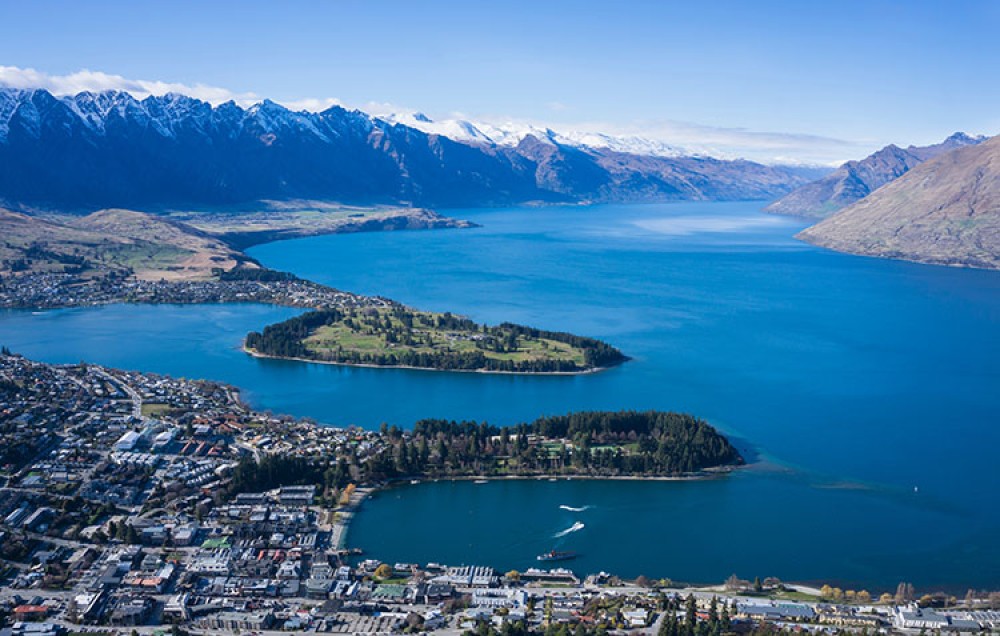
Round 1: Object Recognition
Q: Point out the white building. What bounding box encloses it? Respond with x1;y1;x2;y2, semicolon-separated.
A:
115;430;140;452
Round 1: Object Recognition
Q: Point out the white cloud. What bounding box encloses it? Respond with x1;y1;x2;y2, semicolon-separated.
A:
622;119;862;165
360;100;419;118
464;115;864;166
280;97;344;112
0;65;261;106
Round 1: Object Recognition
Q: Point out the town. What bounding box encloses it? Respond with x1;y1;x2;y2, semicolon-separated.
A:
1;351;998;636
0;270;391;311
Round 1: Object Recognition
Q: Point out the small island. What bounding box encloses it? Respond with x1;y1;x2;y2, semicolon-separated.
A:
244;307;628;373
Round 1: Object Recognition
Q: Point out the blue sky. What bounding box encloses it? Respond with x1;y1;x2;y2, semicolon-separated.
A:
1;0;997;163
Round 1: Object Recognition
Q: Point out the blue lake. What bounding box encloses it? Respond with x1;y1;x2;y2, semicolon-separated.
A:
1;201;998;590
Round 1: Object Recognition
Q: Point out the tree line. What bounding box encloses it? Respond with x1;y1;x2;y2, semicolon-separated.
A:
224;411;743;502
215;266;300;282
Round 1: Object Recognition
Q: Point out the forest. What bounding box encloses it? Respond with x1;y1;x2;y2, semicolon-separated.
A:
244;307;627;373
224;410;744;501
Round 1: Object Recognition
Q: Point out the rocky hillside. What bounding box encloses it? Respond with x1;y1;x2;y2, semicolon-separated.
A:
766;133;985;218
0;88;810;211
797;135;1000;269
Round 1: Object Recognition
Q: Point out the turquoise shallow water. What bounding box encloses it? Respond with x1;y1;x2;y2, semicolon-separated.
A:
2;201;998;590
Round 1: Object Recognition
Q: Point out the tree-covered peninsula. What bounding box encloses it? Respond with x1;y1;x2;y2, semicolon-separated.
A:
244;307;628;373
227;410;744;496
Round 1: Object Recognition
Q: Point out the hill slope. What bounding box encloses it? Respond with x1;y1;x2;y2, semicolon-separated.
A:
0;208;250;280
766;133;985;218
0;88;809;211
797;135;1000;269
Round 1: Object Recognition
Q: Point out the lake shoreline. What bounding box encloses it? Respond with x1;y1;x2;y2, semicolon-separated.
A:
377;466;741;489
243;345;616;376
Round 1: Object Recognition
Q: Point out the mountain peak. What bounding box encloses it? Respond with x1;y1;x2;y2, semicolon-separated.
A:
766;132;989;219
798;135;1000;269
249;98;288;113
0;86;810;211
944;131;979;144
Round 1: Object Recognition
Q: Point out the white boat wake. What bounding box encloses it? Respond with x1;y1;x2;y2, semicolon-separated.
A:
553;521;585;538
559;505;591;512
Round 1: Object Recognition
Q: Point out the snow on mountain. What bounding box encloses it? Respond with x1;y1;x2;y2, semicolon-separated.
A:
0;85;774;165
0;88;26;138
0;87;813;210
377;112;695;159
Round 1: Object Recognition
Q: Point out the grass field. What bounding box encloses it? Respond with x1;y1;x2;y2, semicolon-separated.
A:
141;403;172;417
302;308;587;366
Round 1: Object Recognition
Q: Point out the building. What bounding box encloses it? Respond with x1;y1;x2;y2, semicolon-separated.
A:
199;611;275;631
2;623;65;636
107;596;153;627
12;606;48;621
893;605;981;631
623;609;650;628
278;485;316;505
738;602;816;622
471;589;528;609
438;565;498;587
114;430;140;451
163;594;190;622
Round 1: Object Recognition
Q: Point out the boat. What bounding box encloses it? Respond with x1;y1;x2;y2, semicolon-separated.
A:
474;479;489;484
537;550;578;562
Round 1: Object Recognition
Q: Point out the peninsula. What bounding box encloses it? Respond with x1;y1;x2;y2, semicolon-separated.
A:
244;307;627;373
0;205;470;281
0;207;629;374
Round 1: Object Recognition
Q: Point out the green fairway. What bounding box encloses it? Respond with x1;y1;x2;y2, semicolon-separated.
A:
246;306;627;373
303;308;587;367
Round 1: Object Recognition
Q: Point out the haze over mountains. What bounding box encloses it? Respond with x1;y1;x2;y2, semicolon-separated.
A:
766;133;986;218
0;88;816;212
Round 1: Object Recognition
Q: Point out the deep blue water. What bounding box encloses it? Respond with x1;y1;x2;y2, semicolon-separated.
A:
1;201;998;590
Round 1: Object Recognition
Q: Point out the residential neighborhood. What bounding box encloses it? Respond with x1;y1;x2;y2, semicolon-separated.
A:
1;352;998;635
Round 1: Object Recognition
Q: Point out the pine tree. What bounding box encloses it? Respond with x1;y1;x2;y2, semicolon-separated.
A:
685;594;697;633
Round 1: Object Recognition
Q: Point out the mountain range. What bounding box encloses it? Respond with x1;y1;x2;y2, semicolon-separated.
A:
797;135;1000;269
765;133;986;218
0;88;816;212
378;111;696;158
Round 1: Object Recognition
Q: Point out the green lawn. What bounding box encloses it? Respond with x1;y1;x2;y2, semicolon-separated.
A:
95;242;193;270
303;308;587;366
141;403;172;417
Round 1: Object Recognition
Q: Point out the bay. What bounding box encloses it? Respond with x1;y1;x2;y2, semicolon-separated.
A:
2;201;998;590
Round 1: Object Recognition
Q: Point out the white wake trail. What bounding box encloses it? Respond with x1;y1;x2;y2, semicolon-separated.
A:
553;521;585;538
559;505;591;512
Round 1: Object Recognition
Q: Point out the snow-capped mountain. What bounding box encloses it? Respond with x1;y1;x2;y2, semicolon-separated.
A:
377;112;691;158
0;88;814;211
